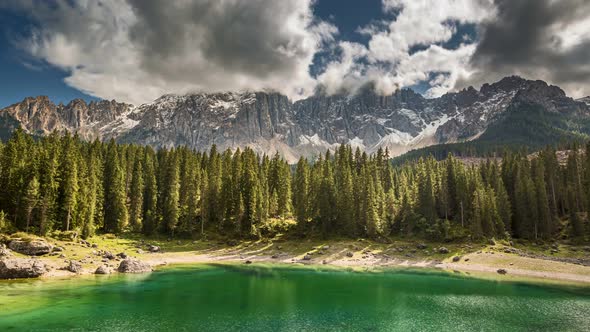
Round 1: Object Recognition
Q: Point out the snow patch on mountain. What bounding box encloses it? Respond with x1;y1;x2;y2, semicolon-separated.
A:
4;76;584;163
397;108;423;126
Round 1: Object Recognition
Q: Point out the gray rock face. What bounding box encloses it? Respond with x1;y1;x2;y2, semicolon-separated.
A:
0;259;47;279
67;260;83;273
95;265;111;275
438;247;449;254
117;259;152;273
103;251;116;260
9;239;53;256
0;244;12;258
0;96;133;140
1;76;588;162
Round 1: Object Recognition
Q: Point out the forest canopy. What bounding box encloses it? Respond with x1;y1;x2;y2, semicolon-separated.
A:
0;129;588;243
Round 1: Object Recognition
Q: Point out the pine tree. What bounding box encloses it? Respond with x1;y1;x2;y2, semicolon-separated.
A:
532;159;552;239
365;173;381;237
417;158;436;223
129;157;144;232
568;186;584;237
470;187;484;239
60;138;79;231
103;140;128;233
335;147;355;235
38;138;60;235
276;160;292;218
317;153;336;236
293;157;309;233
162;151;180;236
24;176;40;233
78;155;98;239
493;175;511;236
142;149;158;235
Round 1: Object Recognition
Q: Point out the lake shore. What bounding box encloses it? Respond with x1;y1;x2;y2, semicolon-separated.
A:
148;251;590;286
11;236;586;286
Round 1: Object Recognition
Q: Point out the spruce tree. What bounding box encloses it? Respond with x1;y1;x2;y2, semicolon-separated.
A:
60;139;79;231
103;140;128;233
129;157;144;232
293;157;310;233
24;176;40;233
142;149;158;235
162;152;180;236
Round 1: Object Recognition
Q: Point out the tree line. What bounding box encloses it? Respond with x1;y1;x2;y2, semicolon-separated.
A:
0;129;588;242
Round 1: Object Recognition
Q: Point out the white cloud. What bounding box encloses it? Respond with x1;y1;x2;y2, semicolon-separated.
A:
318;0;495;97
9;0;589;102
12;0;337;104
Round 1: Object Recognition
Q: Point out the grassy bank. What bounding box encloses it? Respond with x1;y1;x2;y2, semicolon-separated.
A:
2;232;590;285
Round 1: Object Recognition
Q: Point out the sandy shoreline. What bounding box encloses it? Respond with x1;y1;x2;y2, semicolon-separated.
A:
140;250;590;285
2;236;587;286
36;248;590;286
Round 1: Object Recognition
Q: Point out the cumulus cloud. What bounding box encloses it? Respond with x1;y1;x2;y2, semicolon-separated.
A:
5;0;590;103
317;0;495;97
5;0;336;104
459;0;590;98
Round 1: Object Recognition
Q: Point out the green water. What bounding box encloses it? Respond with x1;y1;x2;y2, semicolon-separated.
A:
0;265;589;331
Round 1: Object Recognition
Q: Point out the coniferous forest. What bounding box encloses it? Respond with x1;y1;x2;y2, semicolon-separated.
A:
0;129;588;243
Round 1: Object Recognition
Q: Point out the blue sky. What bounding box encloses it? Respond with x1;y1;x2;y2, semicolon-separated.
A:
0;0;471;107
0;0;588;108
0;8;99;107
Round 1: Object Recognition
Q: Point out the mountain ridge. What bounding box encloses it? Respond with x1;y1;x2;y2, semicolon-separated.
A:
1;76;588;162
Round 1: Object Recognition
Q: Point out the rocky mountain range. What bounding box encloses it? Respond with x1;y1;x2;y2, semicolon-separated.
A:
1;76;589;163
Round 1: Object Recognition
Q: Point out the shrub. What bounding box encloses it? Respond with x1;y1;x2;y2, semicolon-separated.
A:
49;230;79;241
10;232;40;242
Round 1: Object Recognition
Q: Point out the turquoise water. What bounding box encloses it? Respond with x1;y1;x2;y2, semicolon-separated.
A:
0;264;589;331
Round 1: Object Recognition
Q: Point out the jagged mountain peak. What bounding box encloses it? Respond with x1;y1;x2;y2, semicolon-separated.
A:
1;76;588;162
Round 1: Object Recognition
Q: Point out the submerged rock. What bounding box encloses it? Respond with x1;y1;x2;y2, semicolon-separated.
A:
0;259;47;279
9;239;53;256
417;243;427;250
438;247;449;254
497;269;507;275
346;252;354;258
303;254;312;261
117;259;152;273
452;256;461;262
